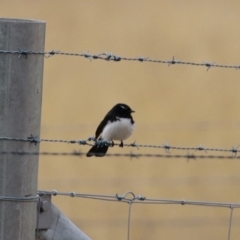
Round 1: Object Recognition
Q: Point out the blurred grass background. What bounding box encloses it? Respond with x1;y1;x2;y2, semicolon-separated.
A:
2;0;240;239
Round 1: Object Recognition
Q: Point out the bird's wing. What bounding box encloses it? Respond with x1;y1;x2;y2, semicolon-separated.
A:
95;111;114;139
95;120;105;139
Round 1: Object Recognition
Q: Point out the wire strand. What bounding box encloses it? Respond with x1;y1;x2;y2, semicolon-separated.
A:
38;190;240;208
1;136;239;157
228;207;234;240
1;151;240;160
0;49;240;70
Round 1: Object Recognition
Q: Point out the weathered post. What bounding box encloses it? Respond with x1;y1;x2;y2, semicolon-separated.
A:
0;18;45;240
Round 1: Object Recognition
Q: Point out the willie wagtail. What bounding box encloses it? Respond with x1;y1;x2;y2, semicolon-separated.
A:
86;103;135;157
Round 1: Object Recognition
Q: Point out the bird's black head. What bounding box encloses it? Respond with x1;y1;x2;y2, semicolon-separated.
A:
110;103;135;117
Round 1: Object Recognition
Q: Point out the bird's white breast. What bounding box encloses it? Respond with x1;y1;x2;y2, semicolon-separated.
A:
101;118;134;141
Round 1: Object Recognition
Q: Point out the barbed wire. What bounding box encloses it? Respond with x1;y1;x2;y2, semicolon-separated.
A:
38;190;240;240
0;49;240;70
1;136;240;157
1;150;240;160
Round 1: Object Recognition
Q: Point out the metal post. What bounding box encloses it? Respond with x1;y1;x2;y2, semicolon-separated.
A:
37;202;91;240
0;18;45;240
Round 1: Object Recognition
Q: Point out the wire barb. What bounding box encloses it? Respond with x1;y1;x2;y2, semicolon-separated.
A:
203;61;215;71
163;142;171;153
138;56;148;62
27;134;39;146
18;48;31;59
168;56;180;66
76;139;88;145
231;145;239;157
195;144;207;153
45;50;60;58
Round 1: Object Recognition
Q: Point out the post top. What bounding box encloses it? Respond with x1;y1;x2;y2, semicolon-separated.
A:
0;18;45;24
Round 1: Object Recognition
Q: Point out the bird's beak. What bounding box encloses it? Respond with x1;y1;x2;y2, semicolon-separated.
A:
131;110;135;113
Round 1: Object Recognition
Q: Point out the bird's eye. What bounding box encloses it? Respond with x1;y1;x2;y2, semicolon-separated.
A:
120;105;126;109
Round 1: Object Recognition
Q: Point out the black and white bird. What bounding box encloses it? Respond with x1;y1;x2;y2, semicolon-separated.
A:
86;103;135;157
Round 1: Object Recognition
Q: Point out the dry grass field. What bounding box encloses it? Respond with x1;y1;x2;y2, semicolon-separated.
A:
2;1;240;239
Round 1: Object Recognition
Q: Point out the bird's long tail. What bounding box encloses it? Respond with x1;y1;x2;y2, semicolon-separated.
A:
86;145;109;157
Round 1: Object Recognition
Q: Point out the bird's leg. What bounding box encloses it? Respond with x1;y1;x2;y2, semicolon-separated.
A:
111;140;115;147
119;141;124;148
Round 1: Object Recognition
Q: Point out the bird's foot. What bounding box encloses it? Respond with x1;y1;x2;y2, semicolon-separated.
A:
119;141;124;148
